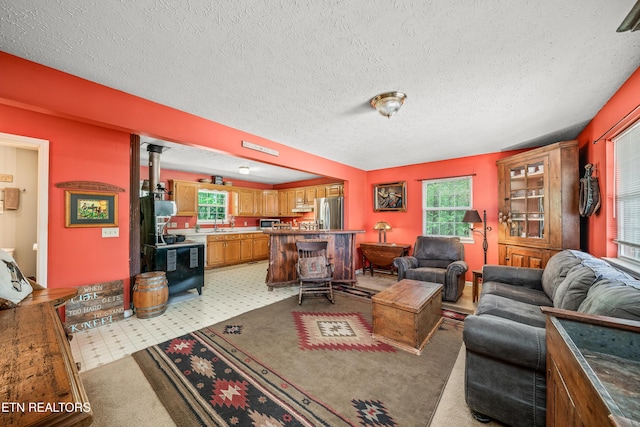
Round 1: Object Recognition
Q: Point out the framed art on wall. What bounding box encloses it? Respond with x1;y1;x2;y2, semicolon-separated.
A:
65;190;118;227
374;181;407;211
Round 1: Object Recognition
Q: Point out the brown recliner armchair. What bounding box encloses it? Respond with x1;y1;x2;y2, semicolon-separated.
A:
393;236;468;302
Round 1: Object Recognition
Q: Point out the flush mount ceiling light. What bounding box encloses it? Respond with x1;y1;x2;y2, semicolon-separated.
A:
370;91;407;118
238;165;250;175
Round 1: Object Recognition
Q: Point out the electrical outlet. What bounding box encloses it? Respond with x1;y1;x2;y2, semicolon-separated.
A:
244;221;247;226
102;228;119;238
185;222;189;228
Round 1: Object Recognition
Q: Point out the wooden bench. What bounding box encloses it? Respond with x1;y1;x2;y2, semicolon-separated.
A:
372;279;443;355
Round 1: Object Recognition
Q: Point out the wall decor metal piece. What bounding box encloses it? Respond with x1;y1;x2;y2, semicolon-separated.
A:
374;181;407;212
65;190;118;227
56;181;125;192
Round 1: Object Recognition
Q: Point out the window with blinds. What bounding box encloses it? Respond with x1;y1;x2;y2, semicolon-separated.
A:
614;120;640;264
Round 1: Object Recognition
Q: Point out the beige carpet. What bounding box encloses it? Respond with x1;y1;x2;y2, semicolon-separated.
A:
80;275;497;426
80;355;174;426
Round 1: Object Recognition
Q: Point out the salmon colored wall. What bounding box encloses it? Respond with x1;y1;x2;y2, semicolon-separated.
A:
576;66;640;258
366;152;518;278
1;49;638;303
0;104;131;296
0;52;367;306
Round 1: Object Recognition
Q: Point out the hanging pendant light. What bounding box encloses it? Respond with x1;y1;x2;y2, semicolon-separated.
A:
370;91;407;118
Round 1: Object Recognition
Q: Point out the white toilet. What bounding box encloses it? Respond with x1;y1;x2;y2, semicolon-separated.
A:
1;248;15;259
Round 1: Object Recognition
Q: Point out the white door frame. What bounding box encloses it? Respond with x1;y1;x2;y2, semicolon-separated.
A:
0;132;49;287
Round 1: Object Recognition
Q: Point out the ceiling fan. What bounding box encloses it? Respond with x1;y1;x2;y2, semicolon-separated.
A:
618;0;640;32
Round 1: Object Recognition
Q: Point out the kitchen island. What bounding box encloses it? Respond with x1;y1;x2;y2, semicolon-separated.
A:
263;229;365;290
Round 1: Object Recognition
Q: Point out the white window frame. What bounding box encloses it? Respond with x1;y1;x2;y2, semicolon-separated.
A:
196;189;229;224
612;119;640;269
422;176;473;242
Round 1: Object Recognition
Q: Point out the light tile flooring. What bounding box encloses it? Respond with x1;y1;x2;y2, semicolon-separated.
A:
70;261;298;372
70;261;477;373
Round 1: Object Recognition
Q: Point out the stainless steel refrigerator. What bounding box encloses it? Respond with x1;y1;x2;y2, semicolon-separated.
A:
314;196;344;230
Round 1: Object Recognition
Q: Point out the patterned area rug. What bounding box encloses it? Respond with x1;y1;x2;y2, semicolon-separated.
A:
133;295;463;426
292;311;397;352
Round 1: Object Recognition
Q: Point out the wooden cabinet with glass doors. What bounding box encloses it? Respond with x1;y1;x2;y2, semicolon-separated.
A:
496;141;580;268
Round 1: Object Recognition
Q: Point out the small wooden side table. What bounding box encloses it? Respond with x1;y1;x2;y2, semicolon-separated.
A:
360;242;411;276
472;270;483;302
19;287;79;308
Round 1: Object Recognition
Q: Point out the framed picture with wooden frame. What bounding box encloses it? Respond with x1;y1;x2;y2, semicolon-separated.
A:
374;181;407;212
65;190;118;227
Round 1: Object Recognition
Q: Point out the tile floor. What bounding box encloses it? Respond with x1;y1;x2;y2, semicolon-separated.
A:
70;261;477;373
70;261;298;372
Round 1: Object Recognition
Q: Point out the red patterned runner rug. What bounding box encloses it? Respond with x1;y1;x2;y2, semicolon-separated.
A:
133;328;352;426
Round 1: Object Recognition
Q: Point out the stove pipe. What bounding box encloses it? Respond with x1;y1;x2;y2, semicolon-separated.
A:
147;144;164;199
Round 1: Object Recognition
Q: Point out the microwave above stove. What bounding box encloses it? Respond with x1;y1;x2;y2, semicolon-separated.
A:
259;218;280;229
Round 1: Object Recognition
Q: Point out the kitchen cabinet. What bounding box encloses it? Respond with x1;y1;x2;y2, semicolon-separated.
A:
262;190;278;216
207;232;269;268
252;233;269;260
496;141;579;268
326;184;343;197
240;234;253;262
276;189;298;216
172;180;198;216
237;189;263;216
207;234;226;267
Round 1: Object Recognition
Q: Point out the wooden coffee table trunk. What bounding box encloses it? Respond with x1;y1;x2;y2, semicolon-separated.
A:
372;279;443;355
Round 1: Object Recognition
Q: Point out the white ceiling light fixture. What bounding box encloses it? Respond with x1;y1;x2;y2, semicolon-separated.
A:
370;91;407;118
238;165;250;174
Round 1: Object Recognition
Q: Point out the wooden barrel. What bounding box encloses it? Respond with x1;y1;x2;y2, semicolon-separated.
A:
133;271;168;319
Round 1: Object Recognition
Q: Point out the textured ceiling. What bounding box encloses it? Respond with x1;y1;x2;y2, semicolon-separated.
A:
2;1;640;183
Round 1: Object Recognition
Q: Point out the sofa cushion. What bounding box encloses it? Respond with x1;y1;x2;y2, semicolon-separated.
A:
554;258;633;311
405;267;446;284
578;278;640;321
481;281;553;306
475;294;546;328
541;250;592;300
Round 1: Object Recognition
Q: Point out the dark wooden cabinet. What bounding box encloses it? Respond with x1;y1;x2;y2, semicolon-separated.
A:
544;308;640;426
497;141;580;268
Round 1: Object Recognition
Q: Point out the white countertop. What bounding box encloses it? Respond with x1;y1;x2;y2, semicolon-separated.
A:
167;227;263;237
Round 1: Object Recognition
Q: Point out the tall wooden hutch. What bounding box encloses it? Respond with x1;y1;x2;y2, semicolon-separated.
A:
496;140;580;268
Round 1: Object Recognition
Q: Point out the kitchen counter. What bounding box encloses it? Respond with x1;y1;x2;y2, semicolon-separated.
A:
262;229;365;235
264;229;364;290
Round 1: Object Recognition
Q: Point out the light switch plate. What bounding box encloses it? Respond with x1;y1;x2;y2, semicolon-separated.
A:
102;228;119;238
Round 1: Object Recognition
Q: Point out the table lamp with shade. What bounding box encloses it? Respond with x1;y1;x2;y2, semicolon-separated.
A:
373;221;392;243
463;209;492;264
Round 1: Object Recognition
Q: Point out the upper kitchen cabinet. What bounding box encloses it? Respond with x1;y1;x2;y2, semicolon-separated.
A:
237;188;263;216
496;141;579;268
172;180;198;216
263;190;278;217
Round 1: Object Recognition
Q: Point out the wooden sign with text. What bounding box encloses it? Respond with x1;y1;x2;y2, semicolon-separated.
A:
65;280;124;332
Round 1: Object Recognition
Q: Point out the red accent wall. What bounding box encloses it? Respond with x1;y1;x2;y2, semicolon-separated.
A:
576;66;640;258
1;50;638;303
366;151;518;276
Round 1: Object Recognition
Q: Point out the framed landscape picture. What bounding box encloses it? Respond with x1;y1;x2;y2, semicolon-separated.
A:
65;190;118;227
374;181;407;211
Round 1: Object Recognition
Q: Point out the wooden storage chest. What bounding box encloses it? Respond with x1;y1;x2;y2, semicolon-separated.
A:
372;279;443;355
